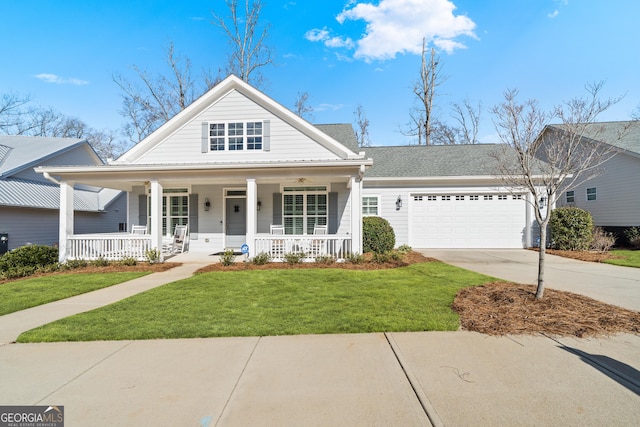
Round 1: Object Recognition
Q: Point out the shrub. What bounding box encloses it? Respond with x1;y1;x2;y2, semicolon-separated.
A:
91;257;110;267
0;244;58;272
345;252;364;264
624;226;640;248
363;217;396;253
397;244;412;254
252;252;271;265
591;227;616;253
549;207;594;251
315;255;336;265
119;257;138;266
284;252;305;264
145;249;161;264
372;251;391;264
63;259;89;270
220;249;237;266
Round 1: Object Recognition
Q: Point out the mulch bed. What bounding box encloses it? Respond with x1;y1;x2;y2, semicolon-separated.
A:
195;250;435;273
532;248;621;263
453;282;640;337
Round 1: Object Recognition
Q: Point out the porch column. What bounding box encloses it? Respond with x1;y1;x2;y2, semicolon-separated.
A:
350;175;363;254
149;179;163;258
58;180;74;263
246;178;257;258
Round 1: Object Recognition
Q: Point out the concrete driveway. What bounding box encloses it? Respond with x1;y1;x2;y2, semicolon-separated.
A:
418;249;640;311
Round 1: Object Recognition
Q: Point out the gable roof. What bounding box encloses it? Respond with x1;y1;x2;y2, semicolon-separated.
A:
548;121;640;157
314;124;361;153
363;144;505;178
118;75;363;164
0;135;98;178
0;136;120;212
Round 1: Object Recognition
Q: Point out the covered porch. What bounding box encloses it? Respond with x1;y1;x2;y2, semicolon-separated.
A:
37;161;368;263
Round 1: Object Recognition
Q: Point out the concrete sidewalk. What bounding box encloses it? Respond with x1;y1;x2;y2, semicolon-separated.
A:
1;332;638;426
419;249;640;311
0;255;212;344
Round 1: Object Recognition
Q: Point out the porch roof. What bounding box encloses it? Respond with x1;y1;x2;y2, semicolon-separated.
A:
35;158;372;191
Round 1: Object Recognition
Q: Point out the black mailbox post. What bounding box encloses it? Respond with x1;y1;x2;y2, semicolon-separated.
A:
0;233;7;255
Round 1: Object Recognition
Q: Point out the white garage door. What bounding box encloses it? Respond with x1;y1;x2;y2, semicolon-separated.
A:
410;193;526;248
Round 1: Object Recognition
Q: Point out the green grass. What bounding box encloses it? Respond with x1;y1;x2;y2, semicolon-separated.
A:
17;262;494;342
0;272;151;316
603;250;640;268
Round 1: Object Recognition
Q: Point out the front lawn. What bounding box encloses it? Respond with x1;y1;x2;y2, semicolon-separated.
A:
17;262;494;342
603;250;640;268
0;272;151;316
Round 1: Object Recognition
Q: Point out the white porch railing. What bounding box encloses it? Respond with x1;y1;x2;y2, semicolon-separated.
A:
254;234;352;261
66;234;153;261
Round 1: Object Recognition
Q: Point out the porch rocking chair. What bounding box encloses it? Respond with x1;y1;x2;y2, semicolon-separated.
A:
163;224;188;255
270;224;285;259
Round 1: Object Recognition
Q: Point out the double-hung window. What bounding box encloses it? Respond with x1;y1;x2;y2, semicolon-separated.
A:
362;196;379;216
587;187;597;201
208;121;263;151
566;190;575;203
282;186;327;235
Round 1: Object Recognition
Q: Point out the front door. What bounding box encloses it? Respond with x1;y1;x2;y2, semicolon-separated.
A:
225;197;246;249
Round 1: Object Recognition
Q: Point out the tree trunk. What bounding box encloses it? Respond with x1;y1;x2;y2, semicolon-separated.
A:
536;224;547;299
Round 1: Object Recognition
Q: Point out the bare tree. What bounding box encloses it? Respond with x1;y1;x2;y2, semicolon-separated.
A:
354;104;371;147
491;82;626;299
113;42;209;144
404;39;445;145
212;0;273;87
0;93;32;134
451;99;481;144
294;92;314;120
430;119;458;145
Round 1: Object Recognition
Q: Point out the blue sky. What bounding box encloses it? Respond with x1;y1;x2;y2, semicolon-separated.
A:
2;0;639;146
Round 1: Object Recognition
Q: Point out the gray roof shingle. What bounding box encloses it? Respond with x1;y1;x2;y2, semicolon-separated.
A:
363;144;504;177
314;124;360;152
549;121;640;155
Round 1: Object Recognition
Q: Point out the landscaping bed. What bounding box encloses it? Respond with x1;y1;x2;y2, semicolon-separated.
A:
453;282;640;338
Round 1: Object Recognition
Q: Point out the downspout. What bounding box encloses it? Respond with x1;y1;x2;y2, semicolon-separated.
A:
42;172;61;185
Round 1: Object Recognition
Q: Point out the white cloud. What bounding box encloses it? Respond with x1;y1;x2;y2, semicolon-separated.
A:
548;10;559;18
34;73;89;85
315;103;346;112
305;28;354;49
319;0;477;61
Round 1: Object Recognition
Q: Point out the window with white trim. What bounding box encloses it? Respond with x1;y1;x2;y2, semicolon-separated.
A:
587;187;597;201
498;195;508;200
427;195;437;201
469;195;479;201
283;186;327;235
147;188;189;236
362;196;379;216
208;121;263;151
566;190;575;203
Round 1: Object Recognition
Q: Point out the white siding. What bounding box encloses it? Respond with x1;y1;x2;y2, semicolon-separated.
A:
558;153;640;226
136;90;342;164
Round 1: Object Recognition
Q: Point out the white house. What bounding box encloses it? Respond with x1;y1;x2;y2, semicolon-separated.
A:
0;136;125;252
553;121;640;241
36;75;538;262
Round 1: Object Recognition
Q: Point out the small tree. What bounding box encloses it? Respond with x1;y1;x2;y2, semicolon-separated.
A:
491;82;627;299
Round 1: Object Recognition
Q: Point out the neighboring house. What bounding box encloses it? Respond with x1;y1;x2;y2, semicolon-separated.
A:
36;75;538;262
0;136;126;252
553;121;640;241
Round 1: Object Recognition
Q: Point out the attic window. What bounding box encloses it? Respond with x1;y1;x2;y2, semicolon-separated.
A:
208;121;264;151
